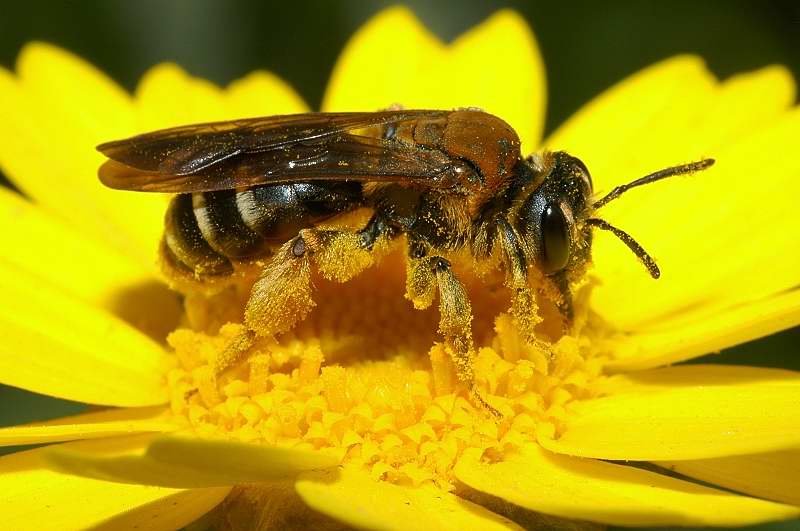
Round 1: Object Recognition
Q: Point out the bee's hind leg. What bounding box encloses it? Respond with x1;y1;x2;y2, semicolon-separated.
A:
214;236;315;375
216;220;392;375
406;252;501;418
214;328;256;375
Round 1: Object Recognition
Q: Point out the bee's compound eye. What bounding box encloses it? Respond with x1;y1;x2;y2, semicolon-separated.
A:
541;203;570;273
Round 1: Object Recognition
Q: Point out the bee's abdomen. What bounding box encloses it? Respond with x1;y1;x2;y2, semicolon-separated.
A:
193;189;266;258
237;182;363;243
163;193;234;277
162;182;363;279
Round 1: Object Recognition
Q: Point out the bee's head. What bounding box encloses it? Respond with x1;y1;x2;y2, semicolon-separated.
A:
513;152;593;277
513;151;714;279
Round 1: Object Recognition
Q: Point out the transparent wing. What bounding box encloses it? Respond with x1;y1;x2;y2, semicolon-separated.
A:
98;132;459;193
97;110;447;178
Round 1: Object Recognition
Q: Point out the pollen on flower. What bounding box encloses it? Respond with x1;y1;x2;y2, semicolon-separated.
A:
166;249;608;490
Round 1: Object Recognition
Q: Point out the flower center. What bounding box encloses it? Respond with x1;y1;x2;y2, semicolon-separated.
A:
166;251;607;489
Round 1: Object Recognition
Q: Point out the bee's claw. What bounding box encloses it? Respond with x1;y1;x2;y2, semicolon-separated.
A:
470;386;503;420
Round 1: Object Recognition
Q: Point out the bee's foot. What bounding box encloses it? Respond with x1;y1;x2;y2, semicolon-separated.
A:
470;386;503;420
214;330;255;375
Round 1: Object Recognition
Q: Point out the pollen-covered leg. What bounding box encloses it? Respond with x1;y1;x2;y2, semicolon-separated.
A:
299;227;382;283
496;219;547;347
244;236;317;339
407;255;500;417
545;271;574;331
246;227;383;332
215;226;387;374
214;328;256;375
212;238;316;375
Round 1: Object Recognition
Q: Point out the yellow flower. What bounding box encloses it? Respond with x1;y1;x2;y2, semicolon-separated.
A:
1;6;800;530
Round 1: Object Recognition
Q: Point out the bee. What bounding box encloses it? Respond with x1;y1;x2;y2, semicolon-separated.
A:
98;109;713;415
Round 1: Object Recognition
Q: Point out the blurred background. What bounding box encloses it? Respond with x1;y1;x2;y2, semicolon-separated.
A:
2;0;800;131
1;2;799;529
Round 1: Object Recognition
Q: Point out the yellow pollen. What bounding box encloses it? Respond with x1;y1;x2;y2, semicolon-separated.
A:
166;252;608;489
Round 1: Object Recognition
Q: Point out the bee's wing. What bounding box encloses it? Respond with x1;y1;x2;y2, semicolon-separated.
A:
97;110;455;192
99;133;460;193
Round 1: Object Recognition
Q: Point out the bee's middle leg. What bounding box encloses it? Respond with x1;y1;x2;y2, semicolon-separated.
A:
406;254;501;417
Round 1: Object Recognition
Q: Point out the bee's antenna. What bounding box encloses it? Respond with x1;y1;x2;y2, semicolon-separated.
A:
592;159;714;210
586;218;660;278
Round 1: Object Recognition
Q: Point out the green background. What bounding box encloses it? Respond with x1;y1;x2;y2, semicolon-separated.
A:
0;1;798;530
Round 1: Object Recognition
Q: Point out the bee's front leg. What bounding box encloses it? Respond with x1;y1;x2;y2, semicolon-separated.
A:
495;219;544;343
548;271;573;330
406;253;501;418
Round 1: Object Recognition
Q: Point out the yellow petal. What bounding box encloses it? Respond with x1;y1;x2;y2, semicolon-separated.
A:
657;449;800;506
91;487;228;531
545;55;717;184
590;107;800;335
323;7;545;150
0;406;174;447
456;446;800;527
135;63;229;130
0;262;169;406
605;287;800;370
604;363;800;392
225;70;310;117
15;42;133;134
545;59;800;348
136;62;310;129
295;465;523;531
0;44;164;267
565;72;800;367
689;65;796;150
439;10;545;151
48;435;338;488
540;365;800;460
0;187;180;341
322;6;442;112
0;438;228;531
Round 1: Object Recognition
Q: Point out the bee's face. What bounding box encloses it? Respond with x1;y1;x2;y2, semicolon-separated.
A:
515;152;594;276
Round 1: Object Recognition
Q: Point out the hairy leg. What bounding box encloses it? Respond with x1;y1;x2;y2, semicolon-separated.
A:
496;219;543;342
406;254;501;417
215;220;390;374
547;271;573;330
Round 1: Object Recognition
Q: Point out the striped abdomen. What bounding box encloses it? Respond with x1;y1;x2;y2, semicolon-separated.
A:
162;182;363;278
